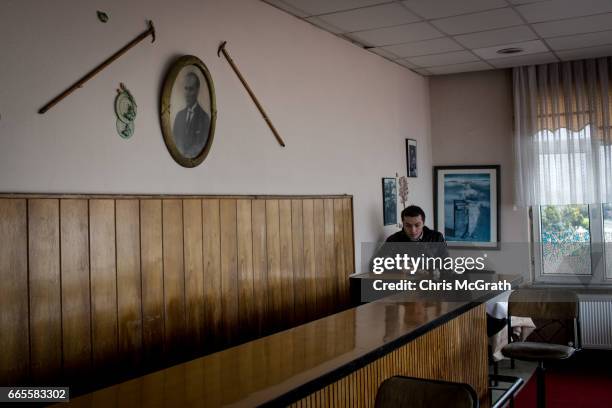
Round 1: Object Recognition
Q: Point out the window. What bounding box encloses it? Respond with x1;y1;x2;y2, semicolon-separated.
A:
533;204;612;284
531;125;611;285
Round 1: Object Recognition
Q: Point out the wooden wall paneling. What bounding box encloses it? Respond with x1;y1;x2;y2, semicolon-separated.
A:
139;200;164;364
0;193;354;386
278;200;294;327
301;199;317;321
251;199;268;336
183;199;204;352
28;199;62;383
342;198;354;277
115;199;142;368
220;199;239;343
312;200;327;316
237;199;254;337
323;199;336;311
291;200;305;325
265;200;282;330
162;199;186;357
60;199;92;379
0;199;29;384
333;199;348;306
202;199;222;349
89;199;119;372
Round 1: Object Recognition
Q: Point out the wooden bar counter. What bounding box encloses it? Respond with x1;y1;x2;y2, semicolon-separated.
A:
64;273;521;408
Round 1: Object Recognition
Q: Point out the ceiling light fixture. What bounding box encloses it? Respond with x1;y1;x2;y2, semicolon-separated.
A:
496;47;523;55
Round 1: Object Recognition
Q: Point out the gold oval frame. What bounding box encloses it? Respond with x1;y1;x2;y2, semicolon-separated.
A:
160;55;217;168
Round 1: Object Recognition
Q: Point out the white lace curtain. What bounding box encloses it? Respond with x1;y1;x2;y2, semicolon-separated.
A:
513;57;612;207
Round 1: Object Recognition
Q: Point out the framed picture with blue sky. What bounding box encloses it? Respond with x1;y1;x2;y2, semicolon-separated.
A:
433;165;500;249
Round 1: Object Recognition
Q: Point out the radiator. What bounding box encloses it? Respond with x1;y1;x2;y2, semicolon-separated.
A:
579;296;612;349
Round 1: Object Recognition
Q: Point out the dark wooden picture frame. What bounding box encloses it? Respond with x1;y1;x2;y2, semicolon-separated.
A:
406;138;417;177
433;165;500;249
160;55;217;168
382;177;397;226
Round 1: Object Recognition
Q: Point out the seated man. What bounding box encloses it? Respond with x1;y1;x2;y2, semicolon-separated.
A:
387;205;449;259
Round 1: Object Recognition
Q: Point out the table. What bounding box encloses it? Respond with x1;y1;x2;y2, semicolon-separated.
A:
64;273;522;407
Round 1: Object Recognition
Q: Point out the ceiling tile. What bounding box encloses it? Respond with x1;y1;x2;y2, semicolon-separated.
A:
516;0;612;23
407;51;480;67
533;14;612;38
472;39;548;60
546;30;612;51
426;61;492;75
487;52;559;68
347;22;443;47
401;0;507;20
383;37;463;57
454;25;537;49
280;0;388;16
556;44;612;61
368;47;401;60
317;3;420;33
263;0;310;18
305;16;344;34
395;59;421;69
431;8;523;35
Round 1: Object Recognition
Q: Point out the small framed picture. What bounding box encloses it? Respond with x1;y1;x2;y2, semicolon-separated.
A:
406;139;417;177
160;55;217;168
382;177;397;226
433;165;500;249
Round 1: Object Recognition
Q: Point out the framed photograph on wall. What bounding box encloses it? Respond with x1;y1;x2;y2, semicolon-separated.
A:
160;55;217;168
433;165;500;249
406;139;417;177
382;177;397;226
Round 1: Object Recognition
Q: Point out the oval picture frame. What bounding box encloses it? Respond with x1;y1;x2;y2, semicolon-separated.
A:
160;55;217;168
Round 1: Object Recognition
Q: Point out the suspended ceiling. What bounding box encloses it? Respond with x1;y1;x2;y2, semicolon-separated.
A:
262;0;612;75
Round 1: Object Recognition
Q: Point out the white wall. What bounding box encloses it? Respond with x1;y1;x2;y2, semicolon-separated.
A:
430;69;531;280
0;0;433;273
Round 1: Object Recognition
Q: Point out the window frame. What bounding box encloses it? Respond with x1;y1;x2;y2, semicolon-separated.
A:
531;204;612;285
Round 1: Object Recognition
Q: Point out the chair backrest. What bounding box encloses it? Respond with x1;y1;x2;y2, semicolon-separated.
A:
508;288;578;320
374;376;478;408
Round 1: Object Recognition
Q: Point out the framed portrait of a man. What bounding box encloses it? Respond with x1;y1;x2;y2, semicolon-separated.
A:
161;55;217;167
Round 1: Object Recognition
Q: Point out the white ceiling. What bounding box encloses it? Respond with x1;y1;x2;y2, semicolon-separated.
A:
262;0;612;76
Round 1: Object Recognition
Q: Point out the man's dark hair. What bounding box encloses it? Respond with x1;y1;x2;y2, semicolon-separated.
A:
401;205;425;221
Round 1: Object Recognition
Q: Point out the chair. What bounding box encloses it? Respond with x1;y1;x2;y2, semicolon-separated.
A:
374;376;478;408
501;288;580;408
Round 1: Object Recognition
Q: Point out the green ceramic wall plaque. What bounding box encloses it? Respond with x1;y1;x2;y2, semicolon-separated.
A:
115;83;137;139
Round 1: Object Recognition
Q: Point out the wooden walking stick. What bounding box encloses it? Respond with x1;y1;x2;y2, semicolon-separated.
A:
39;20;156;114
217;41;286;147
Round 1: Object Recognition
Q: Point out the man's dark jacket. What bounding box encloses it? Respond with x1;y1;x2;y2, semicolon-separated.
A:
385;226;446;243
173;103;210;158
382;226;450;262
